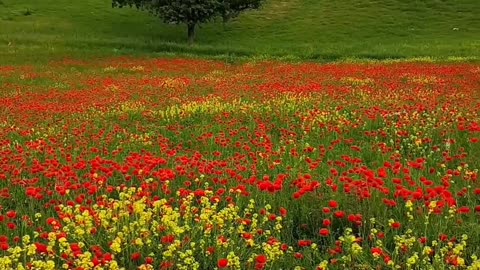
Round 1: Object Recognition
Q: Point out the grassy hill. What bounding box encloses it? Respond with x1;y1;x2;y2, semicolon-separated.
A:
1;0;479;62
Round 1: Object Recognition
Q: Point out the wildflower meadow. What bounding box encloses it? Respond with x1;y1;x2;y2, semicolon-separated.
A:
0;58;480;269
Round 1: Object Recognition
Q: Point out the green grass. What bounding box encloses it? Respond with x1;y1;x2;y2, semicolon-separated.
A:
1;0;479;63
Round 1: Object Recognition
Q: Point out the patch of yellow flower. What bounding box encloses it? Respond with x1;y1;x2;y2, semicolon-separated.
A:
0;187;289;269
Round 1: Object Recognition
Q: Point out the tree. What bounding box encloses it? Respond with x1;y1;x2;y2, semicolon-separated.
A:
219;0;264;25
112;0;265;44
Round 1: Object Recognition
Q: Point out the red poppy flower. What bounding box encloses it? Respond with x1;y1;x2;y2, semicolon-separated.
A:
92;256;101;266
371;247;383;256
322;219;331;227
256;254;267;264
378;168;388;178
218;258;229;268
0;242;8;251
242;233;253;240
319;228;330;237
348;214;357;223
130;252;141;261
458;206;470;214
7;223;16;230
161;235;175;244
103;253;113;262
328;200;339;208
160;261;174;270
207;246;215;255
419;237;427;245
298;240;312;247
145;257;153;264
334;211;345;219
6;211;16;219
439;234;449;242
35;243;48;254
391;222;401;230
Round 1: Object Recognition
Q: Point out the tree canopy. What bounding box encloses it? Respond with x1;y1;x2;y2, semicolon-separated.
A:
112;0;265;44
219;0;264;24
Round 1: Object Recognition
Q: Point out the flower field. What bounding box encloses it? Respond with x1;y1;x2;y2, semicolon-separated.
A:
0;58;480;269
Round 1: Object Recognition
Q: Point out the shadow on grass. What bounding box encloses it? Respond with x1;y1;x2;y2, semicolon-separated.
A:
1;37;479;66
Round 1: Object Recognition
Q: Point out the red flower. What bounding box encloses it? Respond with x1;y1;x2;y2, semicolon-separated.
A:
0;242;8;251
258;181;272;191
130;252;141;261
371;247;383;256
6;211;17;219
194;189;206;197
319;228;330;237
419;237;427;245
384;256;392;264
207;246;215;255
458;206;470;214
298;240;312;247
35;243;48;254
92;256;101;266
378;168;388;178
322;219;331;227
242;233;253;240
328;200;339;209
439;234;449;242
279;207;288;217
334;211;345;219
348;214;357;223
103;253;113;262
293;192;303;200
161;235;175;244
254;254;268;269
391;222;401;230
218;258;229;268
256;254;267;264
160;261;174;270
7;223;16;230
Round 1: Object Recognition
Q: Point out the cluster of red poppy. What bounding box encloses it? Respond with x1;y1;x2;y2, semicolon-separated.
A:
0;58;479;268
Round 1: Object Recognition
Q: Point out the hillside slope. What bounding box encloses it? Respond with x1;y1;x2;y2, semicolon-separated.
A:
1;0;479;61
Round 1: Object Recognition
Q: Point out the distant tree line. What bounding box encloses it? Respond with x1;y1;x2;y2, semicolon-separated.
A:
112;0;265;44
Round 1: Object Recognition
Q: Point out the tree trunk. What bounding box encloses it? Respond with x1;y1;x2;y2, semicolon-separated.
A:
187;23;196;45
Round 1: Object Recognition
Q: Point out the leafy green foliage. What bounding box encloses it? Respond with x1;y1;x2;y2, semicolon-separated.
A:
112;0;264;43
113;0;219;25
219;0;264;23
